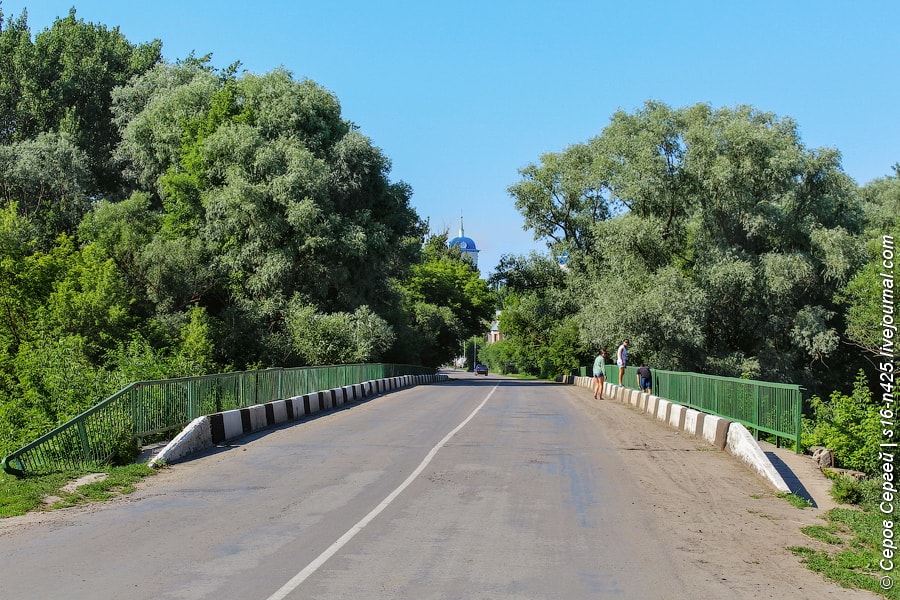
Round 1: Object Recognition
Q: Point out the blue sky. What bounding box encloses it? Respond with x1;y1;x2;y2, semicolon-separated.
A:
4;1;898;275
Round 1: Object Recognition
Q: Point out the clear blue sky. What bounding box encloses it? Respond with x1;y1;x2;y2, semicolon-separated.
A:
4;1;898;275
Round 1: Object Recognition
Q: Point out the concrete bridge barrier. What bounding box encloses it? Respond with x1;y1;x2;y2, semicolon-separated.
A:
151;373;449;467
573;376;788;492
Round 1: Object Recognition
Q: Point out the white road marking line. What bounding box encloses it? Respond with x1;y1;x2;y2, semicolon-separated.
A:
265;385;498;600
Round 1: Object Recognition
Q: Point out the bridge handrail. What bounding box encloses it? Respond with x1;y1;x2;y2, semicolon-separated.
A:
2;363;435;477
599;364;803;452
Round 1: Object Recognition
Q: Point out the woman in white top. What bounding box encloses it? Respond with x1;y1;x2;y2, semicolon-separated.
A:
616;339;629;386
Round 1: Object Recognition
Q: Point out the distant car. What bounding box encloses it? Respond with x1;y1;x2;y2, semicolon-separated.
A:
474;364;488;376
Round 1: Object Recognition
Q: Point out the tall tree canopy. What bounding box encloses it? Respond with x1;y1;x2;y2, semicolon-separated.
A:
507;101;865;391
93;61;426;367
0;8;162;199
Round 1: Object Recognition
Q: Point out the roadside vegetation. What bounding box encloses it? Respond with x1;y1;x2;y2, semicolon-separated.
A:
0;12;898;598
0;464;156;518
789;475;899;599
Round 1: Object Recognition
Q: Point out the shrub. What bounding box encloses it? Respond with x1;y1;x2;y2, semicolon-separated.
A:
803;370;881;475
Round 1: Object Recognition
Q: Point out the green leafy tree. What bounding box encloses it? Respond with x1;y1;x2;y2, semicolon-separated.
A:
512;101;864;389
108;62;424;367
0;132;93;248
0;8;161;198
487;252;583;378
285;299;395;365
836;168;900;360
0;8;161;195
508;142;613;254
803;370;882;474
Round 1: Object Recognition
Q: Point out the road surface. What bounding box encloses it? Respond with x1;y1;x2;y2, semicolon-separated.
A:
0;372;874;599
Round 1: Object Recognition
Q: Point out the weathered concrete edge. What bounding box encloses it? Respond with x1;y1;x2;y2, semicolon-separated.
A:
149;373;448;467
574;376;790;492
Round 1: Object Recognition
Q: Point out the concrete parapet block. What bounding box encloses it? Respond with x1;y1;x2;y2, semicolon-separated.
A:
222;409;244;439
726;423;790;492
668;403;686;430
645;395;659;417
268;400;288;425
248;405;267;431
151;416;212;467
632;392;644;411
683;409;704;437
655;399;671;423
629;391;641;407
701;414;731;450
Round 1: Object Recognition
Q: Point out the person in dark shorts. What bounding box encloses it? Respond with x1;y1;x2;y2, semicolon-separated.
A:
636;363;652;394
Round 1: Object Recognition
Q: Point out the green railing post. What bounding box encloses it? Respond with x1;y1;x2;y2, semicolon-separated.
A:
754;385;760;441
76;420;90;465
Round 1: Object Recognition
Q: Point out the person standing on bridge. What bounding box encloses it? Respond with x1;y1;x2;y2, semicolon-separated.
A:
616;339;629;386
592;348;608;399
636;363;652;394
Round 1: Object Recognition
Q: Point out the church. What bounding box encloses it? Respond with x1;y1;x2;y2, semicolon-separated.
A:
447;216;480;268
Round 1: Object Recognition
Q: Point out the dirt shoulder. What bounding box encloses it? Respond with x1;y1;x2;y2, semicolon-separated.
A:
570;386;879;599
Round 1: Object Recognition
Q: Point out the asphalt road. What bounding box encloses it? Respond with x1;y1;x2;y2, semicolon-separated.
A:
0;371;874;599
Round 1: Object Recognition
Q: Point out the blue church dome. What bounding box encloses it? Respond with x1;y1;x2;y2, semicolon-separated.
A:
447;216;480;267
448;235;478;251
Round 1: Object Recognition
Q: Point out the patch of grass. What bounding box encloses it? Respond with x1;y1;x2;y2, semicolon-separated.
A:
778;492;814;509
791;504;900;598
501;373;540;380
0;463;157;518
800;523;845;545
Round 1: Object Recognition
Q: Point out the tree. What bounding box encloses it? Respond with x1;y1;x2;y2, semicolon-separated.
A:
109;63;425;368
486;252;584;378
513;101;865;390
508;142;613;254
0;132;93;248
836;167;900;361
0;8;162;196
285;300;395;366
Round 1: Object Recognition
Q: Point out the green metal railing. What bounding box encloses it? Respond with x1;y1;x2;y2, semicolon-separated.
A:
598;364;803;452
2;363;435;477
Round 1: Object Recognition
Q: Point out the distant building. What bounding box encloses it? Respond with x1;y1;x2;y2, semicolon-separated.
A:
447;216;479;267
488;312;503;343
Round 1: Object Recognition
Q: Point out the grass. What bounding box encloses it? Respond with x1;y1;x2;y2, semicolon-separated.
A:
788;474;900;598
778;492;814;509
0;463;157;518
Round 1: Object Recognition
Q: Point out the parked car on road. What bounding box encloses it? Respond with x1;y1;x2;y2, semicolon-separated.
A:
475;364;488;376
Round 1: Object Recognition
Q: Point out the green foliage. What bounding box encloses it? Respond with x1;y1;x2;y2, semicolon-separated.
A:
803;371;882;475
285;300;395;366
509;100;865;389
836;170;899;360
0;7;161;196
0;463;156;518
508;142;612;252
0;133;92;247
791;503;900;599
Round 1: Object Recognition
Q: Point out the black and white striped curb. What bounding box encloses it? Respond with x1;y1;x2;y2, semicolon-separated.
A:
150;374;448;467
572;376;789;492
